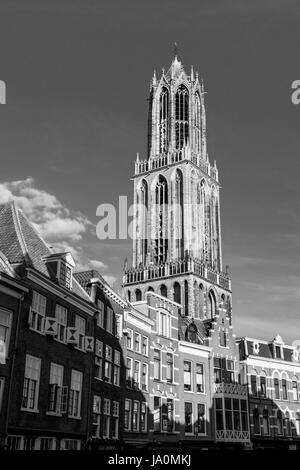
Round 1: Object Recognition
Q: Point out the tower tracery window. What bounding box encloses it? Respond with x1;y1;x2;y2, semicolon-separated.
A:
154;175;168;264
138;180;148;264
175;169;184;258
195;92;201;153
159;88;169;154
175;85;189;150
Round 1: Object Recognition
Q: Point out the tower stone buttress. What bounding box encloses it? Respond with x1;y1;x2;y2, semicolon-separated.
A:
123;54;232;324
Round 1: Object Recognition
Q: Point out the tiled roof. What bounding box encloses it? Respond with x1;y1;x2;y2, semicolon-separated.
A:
0;202;91;303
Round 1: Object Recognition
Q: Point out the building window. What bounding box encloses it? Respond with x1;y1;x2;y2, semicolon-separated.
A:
275;345;282;359
262;409;269;435
55;304;67;343
227;360;235;383
48;363;64;414
106;307;114;334
30;291;47;333
104;345;112;383
166;353;173;383
68;370;82;418
141;363;148;391
23;436;36;450
75;315;86;351
133;361;140;389
184;361;192;391
274;377;280;399
260;375;267;397
215;398;224;431
95;340;103;380
185;402;193;434
251;375;257;396
277;410;283;435
132;401;140;432
154;349;161;381
158;311;171;338
59;262;72;289
196;363;204;393
127;328;133;350
292;380;298;401
282;379;288;400
0;308;12;353
22;355;41;411
60;439;81;451
134;333;141;353
112;401;119;439
97;300;104;328
142;336;148;356
225;398;233;430
113;350;120;386
213;358;222;384
92;395;101;438
166;398;174;432
6;436;22;450
103;399;111;438
196;404;206;435
241;400;248;431
141;402;147;432
0;377;5;414
253;408;260;434
154;397;161;432
126;357;133;388
285;411;291;436
175;85;189;150
124;399;132;431
219;330;227;347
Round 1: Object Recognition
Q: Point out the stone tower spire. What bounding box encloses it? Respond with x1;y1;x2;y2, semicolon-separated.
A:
123;55;231;322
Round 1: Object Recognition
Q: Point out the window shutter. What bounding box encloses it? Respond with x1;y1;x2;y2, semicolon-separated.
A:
60;386;69;414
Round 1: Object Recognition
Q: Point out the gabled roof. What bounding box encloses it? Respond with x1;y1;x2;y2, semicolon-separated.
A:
0;201;91;302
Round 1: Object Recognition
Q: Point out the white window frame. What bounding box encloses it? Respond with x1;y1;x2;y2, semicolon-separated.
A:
21;354;41;412
153;349;161;381
97;300;104;328
142;335;149;356
103;398;111;438
0;307;12;354
30;291;47;334
112;401;119;439
127;328;133;350
134;360;140;389
166;353;174;384
104;345;112;383
95;340;103;381
75;315;86;351
92;395;101;438
141;402;147;432
132;400;140;432
55;304;67;343
113;350;121;386
134;332;141;353
196;403;206;435
185;401;194;435
106;307;113;334
141;363;149;392
68;369;83;419
126;357;133;388
0;377;5;414
196;363;205;393
124;398;132;431
184;360;192;392
48;362;64;415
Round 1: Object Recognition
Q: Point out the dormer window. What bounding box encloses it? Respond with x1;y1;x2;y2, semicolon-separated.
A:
60;262;72;289
42;252;75;290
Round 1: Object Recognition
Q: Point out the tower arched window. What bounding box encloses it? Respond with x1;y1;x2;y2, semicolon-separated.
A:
135;289;142;302
173;282;181;304
154;175;168;264
195;92;201;153
138;179;148;264
175;169;184;258
175;85;189;150
207;290;216;319
160;284;168;298
159;88;169;154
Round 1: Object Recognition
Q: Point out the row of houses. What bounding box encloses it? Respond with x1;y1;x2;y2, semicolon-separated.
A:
0;201;300;450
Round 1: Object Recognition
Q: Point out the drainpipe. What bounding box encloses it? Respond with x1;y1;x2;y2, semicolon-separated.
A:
3;292;24;446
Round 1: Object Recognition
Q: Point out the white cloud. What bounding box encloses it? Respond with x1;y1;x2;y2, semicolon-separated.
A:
0;177;92;243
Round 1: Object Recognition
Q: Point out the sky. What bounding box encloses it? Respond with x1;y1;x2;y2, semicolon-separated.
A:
0;0;300;343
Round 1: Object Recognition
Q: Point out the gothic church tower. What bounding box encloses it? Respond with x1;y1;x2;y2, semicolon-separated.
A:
123;54;232;324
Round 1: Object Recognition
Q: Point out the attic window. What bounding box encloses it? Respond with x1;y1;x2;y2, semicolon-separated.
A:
275;345;282;359
60;262;72;289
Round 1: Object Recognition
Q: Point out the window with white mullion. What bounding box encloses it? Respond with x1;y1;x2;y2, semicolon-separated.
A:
30;291;47;333
48;363;64;414
22;355;41;411
55;304;67;343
